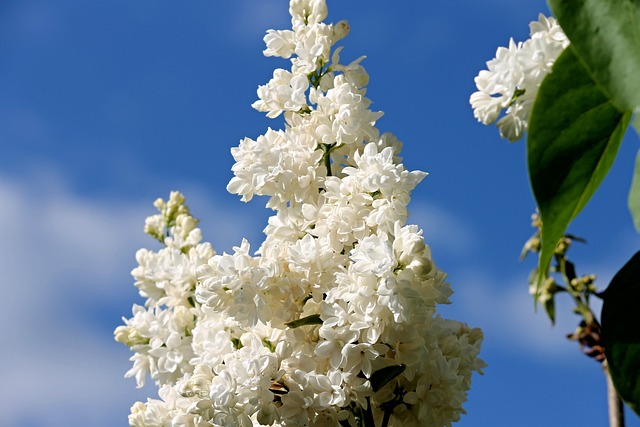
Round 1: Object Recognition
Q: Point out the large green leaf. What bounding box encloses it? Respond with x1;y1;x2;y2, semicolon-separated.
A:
601;251;640;415
629;151;640;231
549;0;640;112
527;47;630;294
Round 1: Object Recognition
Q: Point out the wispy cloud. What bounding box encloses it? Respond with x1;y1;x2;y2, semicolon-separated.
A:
0;168;149;426
1;1;61;40
0;166;267;426
408;200;477;256
441;253;639;366
225;0;290;44
407;201;608;363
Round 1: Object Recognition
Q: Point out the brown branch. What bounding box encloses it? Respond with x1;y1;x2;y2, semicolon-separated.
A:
603;361;625;427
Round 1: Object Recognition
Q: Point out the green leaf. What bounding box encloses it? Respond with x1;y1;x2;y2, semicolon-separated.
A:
370;364;406;393
629;151;640;232
601;251;640;415
633;114;640;139
285;314;323;328
549;0;640;111
543;296;556;325
527;47;630;294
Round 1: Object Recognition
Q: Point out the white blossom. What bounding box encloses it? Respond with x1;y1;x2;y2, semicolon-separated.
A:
227;127;324;210
470;14;569;141
252;70;310;118
263;29;296;58
289;0;328;27
117;1;484;426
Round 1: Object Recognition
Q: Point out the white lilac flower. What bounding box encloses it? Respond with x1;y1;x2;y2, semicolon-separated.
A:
263;29;296;58
291;22;335;75
351;233;395;277
118;1;484;425
131;242;214;308
252;69;310;118
195;239;277;329
312;176;373;253
312;75;383;148
330;46;369;89
226;127;323;210
289;0;328;27
189;310;237;367
116;304;194;388
470;14;569;141
128;397;171;427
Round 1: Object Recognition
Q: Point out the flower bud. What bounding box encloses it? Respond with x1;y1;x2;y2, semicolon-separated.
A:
276;340;293;360
257;404;276;425
332;20;350;42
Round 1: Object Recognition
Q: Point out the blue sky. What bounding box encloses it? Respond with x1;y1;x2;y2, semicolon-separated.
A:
2;1;640;426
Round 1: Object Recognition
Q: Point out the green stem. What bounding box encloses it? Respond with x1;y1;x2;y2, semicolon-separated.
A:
556;254;573;287
363;398;376;427
321;143;334;177
557;254;594;324
378;388;405;427
381;408;392;427
324;149;332;176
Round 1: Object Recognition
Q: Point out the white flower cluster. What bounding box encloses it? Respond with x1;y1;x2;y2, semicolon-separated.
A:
469;14;569;142
115;192;216;389
117;1;484;426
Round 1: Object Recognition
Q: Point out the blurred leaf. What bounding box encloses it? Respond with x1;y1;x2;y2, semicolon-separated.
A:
285;314;322;328
527;47;630;295
601;251;640;415
549;0;640;111
543;296;556;324
370;364;406;392
629;151;640;232
633;114;640;139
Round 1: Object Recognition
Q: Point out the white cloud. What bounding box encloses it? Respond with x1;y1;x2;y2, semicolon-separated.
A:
408;200;476;256
0;170;148;426
405;201;625;364
0;166;266;427
404;201;579;360
0;325;151;427
441;266;611;365
225;0;289;43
